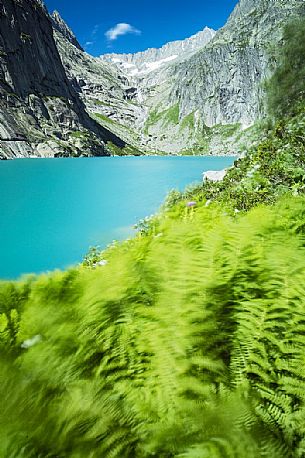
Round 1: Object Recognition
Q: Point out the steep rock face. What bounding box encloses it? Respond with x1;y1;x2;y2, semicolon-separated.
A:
171;0;305;127
51;10;83;51
59;27;217;153
52;26;145;151
155;0;305;152
2;0;303;158
98;0;305;154
0;0;124;158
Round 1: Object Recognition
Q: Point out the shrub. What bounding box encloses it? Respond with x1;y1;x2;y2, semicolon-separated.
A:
266;18;305;118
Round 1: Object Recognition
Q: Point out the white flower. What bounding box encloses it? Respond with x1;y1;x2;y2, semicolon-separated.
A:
21;335;42;349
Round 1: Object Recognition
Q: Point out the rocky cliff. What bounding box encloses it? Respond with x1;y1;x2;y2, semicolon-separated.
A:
51;10;83;52
1;0;304;158
52;23;144;153
53;24;218;154
169;0;305;129
0;0;124;159
95;0;305;154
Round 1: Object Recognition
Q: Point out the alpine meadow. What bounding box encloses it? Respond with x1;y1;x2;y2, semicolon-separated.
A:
1;1;305;457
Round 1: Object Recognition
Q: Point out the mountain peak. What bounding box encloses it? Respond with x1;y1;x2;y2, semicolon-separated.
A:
51;10;83;51
101;26;216;77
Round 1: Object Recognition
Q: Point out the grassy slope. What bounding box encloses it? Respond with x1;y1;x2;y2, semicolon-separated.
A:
93;113;145;156
1;200;305;457
182;105;305;209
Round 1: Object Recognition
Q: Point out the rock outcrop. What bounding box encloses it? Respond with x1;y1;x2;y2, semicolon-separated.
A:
0;0;124;159
51;10;83;52
171;0;305;128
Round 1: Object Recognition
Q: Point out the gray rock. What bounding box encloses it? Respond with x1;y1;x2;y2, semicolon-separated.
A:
0;0;125;159
1;0;305;158
102;27;216;77
203;170;227;182
51;10;83;51
96;0;305;154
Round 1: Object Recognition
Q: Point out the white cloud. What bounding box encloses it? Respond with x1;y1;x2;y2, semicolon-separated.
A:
105;23;141;41
85;41;94;46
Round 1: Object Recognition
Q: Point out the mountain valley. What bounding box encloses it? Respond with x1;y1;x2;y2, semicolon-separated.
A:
0;0;305;158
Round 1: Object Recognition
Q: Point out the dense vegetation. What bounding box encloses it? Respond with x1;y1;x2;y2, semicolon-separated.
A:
1;19;305;458
2;195;305;457
266;18;305;118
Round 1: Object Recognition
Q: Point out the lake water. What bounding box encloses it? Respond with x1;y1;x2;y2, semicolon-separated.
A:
0;156;236;279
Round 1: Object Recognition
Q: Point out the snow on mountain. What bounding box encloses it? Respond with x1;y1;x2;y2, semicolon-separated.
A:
101;27;216;77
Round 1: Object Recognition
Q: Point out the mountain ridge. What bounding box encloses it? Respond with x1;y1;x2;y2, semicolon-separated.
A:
101;27;216;76
80;0;304;154
51;10;84;52
1;0;305;158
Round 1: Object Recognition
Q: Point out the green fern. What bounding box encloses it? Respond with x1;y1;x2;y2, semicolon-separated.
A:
1;197;305;456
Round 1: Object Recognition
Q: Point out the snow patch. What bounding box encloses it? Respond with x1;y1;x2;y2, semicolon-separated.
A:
110;54;179;76
121;62;137;69
143;54;178;72
129;68;140;76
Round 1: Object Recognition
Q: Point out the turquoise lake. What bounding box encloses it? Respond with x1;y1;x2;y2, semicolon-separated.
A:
0;156;236;279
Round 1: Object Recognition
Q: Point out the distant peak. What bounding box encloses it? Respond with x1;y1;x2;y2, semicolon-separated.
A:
51;10;66;27
52;10;60;19
51;10;83;51
101;26;216;75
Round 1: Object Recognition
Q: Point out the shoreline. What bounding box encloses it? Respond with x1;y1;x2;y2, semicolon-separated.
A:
0;152;240;161
0;155;235;279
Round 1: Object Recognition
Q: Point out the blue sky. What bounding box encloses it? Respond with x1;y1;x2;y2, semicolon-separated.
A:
45;0;238;56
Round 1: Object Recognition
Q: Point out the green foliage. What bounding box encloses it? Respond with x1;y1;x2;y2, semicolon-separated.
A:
70;130;85;139
164;103;180;124
2;197;305;456
92;98;111;107
266;18;305;118
144;108;161;131
94;112;116;125
179;122;243;155
0;280;32;351
180;112;195;131
82;245;104;267
3;97;305;458
93;115;143;155
144;103;180;133
163;189;183;208
172;104;305;212
106;141;143;156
